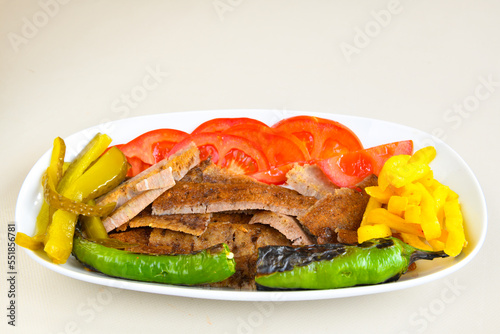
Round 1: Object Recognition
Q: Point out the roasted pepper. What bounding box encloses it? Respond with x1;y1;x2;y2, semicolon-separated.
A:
72;236;236;285
255;237;447;290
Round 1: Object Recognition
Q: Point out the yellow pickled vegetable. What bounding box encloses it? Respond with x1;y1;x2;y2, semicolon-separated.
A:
358;224;392;243
357;146;467;257
443;199;467;257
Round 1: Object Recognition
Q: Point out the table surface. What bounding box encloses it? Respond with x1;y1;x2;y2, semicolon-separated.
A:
1;1;499;333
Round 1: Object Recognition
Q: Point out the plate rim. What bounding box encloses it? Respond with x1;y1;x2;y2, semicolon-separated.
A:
15;109;488;302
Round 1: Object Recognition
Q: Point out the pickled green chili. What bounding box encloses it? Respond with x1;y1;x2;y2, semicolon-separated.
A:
43;173;116;217
72;236;236;285
80;200;109;240
255;237;448;290
44;139;127;264
56;133;112;193
16;137;66;250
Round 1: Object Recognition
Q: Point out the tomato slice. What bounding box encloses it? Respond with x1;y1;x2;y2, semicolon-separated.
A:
191;118;268;134
126;156;152;177
317;140;413;188
223;124;311;167
272;116;363;160
170;132;269;175
250;163;297;185
118;129;189;165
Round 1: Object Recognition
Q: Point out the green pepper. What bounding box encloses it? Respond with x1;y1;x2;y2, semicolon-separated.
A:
255;237;448;290
72;236;236;285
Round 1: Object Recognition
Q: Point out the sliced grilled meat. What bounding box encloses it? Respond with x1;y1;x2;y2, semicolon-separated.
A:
152;182;317;217
286;164;339;199
128;209;211;236
249;211;315;246
296;175;377;244
96;142;199;209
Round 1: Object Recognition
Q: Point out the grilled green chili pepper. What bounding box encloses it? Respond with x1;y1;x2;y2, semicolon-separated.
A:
72;236;236;285
255;237;448;290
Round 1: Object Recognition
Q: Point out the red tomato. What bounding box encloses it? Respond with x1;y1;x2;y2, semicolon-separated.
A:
250;163;297;185
170;132;269;175
126;156;152;177
119;129;189;165
191;118;268;134
272;116;363;160
223;124;311;167
317;140;413;188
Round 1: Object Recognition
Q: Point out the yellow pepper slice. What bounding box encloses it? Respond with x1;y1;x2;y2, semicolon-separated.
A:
387;195;408;217
400;233;433;251
443;199;466;257
357;224;392;243
408;146;436;165
360;196;383;226
366;208;424;237
415;183;441;240
365;186;391;204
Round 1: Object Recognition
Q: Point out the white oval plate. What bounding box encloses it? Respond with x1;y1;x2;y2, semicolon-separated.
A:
15;110;487;301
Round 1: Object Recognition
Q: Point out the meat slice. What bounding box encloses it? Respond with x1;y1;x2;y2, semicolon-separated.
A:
286;164;339;199
335;228;359;244
102;188;167;232
151;182;317;217
128;209;211;236
135;168;175;192
100;143;201;232
296;175;378;244
96;142;199;208
249;211;315;245
202;164;259;185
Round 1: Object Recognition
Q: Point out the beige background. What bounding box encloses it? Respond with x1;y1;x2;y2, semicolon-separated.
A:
1;1;499;333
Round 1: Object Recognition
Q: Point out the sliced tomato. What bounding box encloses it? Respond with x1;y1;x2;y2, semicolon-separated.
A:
126;156;152;177
317;140;413;188
191;117;268;134
119;129;189;165
272;116;363;160
223;124;311;167
170;132;269;175
250;163;297;185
